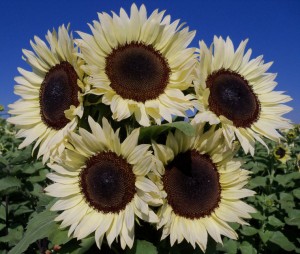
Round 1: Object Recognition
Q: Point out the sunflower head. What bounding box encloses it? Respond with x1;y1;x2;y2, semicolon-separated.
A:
78;4;196;126
7;25;86;163
45;117;162;249
193;36;292;156
273;145;291;163
152;125;256;251
287;129;297;141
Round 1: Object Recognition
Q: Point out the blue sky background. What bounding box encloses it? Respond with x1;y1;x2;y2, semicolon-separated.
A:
0;0;299;122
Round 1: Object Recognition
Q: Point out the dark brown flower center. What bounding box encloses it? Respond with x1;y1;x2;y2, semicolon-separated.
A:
105;42;170;102
275;147;286;158
207;69;260;128
163;150;221;219
39;61;79;130
80;151;136;213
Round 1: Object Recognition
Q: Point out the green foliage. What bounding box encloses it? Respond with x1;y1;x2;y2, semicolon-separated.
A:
1;118;300;253
0;118;53;253
139;121;195;143
9;210;57;254
217;125;300;253
127;240;158;254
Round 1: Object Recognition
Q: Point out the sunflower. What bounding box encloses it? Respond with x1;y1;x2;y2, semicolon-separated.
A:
45;117;162;249
77;4;196;126
287;129;297;141
152;126;256;252
273;145;291;164
7;25;86;163
193;36;292;155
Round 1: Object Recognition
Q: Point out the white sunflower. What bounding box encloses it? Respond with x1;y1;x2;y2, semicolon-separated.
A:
7;25;86;163
45;117;162;249
77;4;196;126
152;126;256;252
193;36;292;155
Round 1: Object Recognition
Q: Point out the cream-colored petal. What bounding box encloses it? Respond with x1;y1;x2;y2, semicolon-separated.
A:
45;183;80;197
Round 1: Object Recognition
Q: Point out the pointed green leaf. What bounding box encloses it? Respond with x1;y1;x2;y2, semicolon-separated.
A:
275;172;300;186
240;226;258;236
126;240;158;254
248;176;267;189
268;216;284;227
217;239;238;254
259;230;273;243
293;189;300;199
139;121;195;142
8;210;57;254
0;176;21;192
9;146;32;164
285;209;300;228
0;226;23;246
239;241;257;254
48;227;70;246
251;212;266;221
269;231;296;251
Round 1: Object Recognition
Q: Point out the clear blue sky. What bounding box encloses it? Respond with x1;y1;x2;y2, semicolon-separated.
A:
0;0;299;123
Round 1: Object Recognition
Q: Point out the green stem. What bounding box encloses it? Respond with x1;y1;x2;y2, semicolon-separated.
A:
268;157;275;193
5;195;9;235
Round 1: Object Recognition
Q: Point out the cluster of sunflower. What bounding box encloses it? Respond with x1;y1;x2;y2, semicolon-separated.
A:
7;4;292;252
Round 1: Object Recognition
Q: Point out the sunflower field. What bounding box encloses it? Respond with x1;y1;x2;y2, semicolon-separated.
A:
1;3;300;254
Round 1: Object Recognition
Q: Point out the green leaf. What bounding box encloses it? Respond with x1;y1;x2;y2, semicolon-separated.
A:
0;176;21;192
48;227;70;246
127;240;158;254
60;236;95;254
293;189;300;199
0;226;23;246
36;194;55;211
0;204;6;220
251;211;267;221
259;230;273;243
28;168;48;183
74;236;95;254
240;226;258;236
228;222;240;230
9;147;32;164
0;223;5;231
23;162;45;174
248;176;267;189
239;241;257;254
8;210;58;254
13;205;33;216
279;192;295;211
139;122;195;141
217;239;238;254
269;231;296;251
275;172;300;186
0;156;8;166
285;209;300;228
268;216;284;227
243;161;255;170
30;183;47;199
